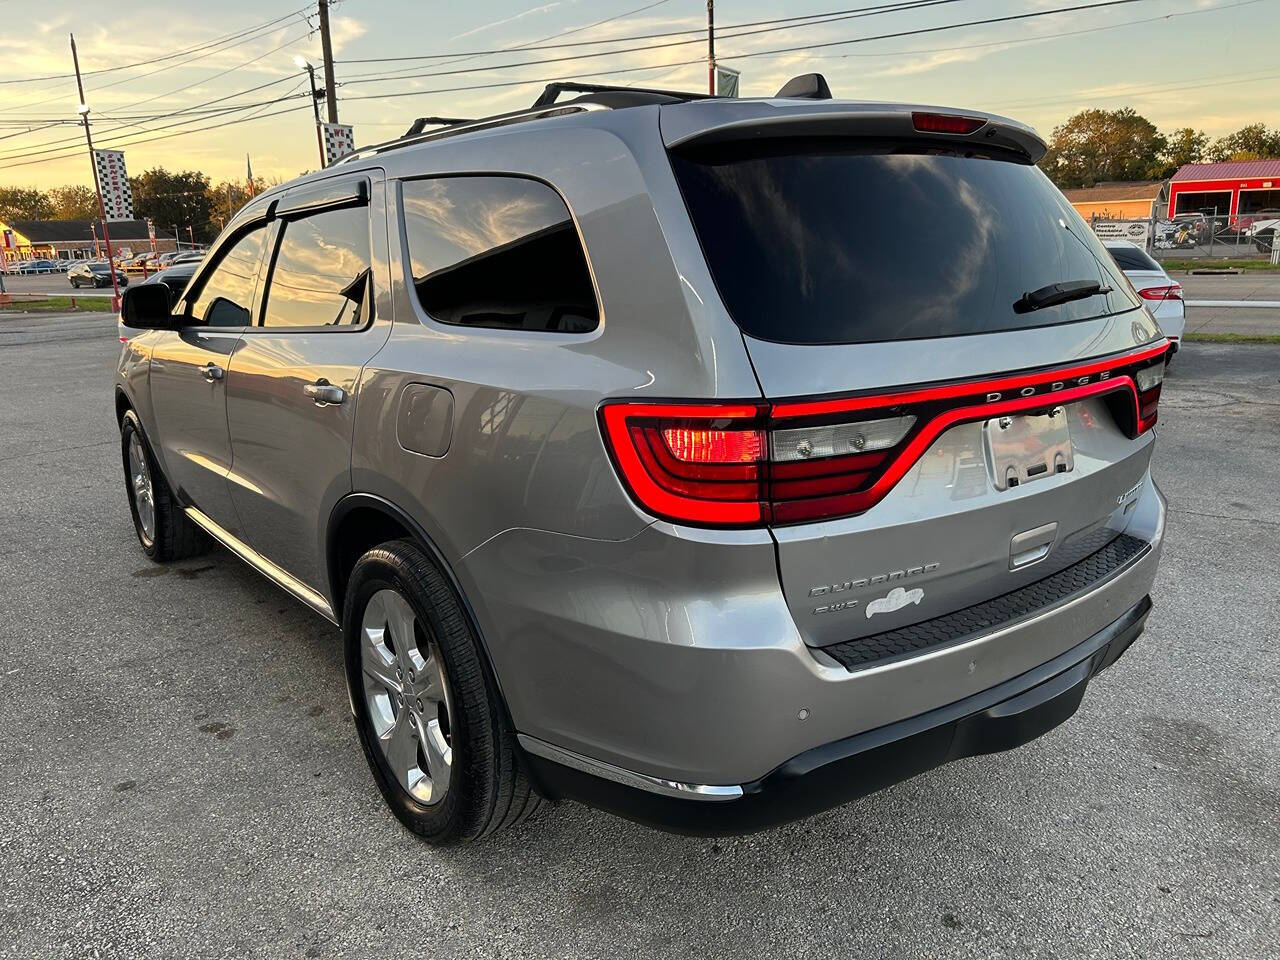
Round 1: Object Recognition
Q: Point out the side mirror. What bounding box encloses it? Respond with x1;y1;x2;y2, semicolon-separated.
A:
121;283;179;330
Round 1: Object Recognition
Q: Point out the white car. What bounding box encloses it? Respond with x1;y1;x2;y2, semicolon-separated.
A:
1104;240;1185;354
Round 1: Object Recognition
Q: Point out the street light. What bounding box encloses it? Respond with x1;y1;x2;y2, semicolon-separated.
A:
294;55;326;167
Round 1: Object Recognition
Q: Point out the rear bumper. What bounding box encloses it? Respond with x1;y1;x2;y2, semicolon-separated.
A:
525;594;1151;835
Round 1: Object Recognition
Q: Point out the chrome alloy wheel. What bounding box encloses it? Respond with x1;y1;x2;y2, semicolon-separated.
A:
360;588;453;805
127;431;156;545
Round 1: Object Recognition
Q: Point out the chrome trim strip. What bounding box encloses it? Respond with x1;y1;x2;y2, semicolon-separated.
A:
517;734;744;801
184;506;337;624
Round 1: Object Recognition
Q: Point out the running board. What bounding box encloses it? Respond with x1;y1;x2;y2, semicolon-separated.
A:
184;506;337;624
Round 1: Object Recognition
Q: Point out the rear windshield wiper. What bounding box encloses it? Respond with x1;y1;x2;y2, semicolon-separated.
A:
1014;279;1112;314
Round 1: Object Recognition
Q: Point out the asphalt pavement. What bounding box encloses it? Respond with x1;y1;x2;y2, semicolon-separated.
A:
0;313;1276;960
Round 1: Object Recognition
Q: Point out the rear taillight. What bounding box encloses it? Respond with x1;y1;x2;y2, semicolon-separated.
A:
1137;284;1182;302
1134;361;1165;433
600;344;1170;528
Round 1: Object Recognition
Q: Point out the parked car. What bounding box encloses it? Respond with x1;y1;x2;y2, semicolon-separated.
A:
68;261;129;289
20;258;59;274
115;81;1170;844
168;250;206;265
1104;240;1185;353
1236;208;1280;235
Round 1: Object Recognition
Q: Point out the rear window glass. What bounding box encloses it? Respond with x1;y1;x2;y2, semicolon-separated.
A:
671;141;1139;345
1106;245;1161;272
401;176;598;333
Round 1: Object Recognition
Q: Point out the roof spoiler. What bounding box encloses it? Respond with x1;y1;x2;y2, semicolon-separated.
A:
662;102;1047;164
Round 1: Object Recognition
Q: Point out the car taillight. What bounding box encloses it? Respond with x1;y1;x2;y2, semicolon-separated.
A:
599;402;770;526
600;343;1170;528
1134;360;1165;433
911;111;987;135
1138;284;1182;302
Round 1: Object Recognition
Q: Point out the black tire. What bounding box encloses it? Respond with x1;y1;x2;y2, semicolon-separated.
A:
69;277;79;288
344;539;541;844
119;409;208;562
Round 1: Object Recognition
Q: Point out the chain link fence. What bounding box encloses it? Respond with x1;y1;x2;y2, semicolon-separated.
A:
1090;212;1280;263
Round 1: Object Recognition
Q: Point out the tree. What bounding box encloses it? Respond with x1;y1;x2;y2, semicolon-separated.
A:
1207;123;1280;162
47;184;99;220
1041;108;1167;188
1162;127;1209;171
129;167;215;242
206;180;257;235
0;186;53;221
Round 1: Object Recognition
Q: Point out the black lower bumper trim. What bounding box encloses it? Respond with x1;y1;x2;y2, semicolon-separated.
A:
525;596;1151;836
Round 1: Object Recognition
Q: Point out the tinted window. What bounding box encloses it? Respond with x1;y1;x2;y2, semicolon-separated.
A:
1107;245;1161;272
261;206;372;328
671;141;1139;345
189;224;269;327
402;176;598;333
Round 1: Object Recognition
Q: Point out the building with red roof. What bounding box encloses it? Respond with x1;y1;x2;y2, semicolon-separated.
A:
1167;159;1280;224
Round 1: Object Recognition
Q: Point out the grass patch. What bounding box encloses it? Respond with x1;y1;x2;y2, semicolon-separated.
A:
1159;258;1279;272
0;295;114;313
1184;332;1280;344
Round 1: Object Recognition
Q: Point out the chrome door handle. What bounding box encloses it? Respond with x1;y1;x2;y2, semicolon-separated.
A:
201;363;225;382
303;380;346;405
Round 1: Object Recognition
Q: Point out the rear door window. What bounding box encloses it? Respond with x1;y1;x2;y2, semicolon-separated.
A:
400;176;598;333
671;140;1139;345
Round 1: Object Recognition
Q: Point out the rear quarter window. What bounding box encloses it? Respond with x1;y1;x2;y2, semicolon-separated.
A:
671;140;1140;345
400;176;598;333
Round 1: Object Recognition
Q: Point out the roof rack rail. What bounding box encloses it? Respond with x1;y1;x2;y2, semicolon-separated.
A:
336;102;608;165
531;81;712;108
335;73;836;166
404;116;473;137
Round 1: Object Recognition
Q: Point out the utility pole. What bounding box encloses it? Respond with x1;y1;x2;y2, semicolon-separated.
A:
70;33;121;310
706;0;716;95
297;57;327;167
318;0;339;123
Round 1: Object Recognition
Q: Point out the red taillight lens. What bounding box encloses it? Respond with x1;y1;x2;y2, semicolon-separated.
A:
599;344;1170;528
1138;284;1182;302
599;403;769;526
911;111;987;135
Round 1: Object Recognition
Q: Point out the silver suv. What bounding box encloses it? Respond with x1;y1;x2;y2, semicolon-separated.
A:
115;79;1169;844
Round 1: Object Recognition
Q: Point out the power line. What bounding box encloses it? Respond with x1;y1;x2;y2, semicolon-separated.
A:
0;100;314;171
334;0;1156;93
0;12;311;118
783;0;1261;62
0;31;315;159
989;68;1280;111
0;6;311;85
336;0;958;63
337;0;977;83
0;89;312;164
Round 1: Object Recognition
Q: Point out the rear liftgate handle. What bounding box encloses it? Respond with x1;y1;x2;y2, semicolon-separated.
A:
1010;521;1058;571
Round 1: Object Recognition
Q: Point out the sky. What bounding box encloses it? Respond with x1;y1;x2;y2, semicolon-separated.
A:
0;0;1275;190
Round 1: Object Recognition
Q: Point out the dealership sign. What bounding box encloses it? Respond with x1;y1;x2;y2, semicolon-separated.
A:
92;149;134;221
321;123;355;166
1092;220;1150;246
